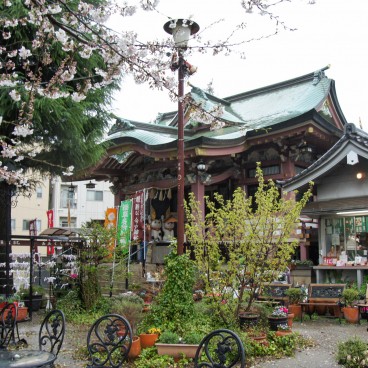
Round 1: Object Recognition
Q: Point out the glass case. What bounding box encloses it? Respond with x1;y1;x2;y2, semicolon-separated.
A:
324;216;368;263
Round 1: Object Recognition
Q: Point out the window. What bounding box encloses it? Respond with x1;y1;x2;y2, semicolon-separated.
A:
86;190;103;201
248;165;280;178
22;220;41;232
11;219;15;231
60;185;77;208
60;217;76;227
23;220;29;231
36;186;42;198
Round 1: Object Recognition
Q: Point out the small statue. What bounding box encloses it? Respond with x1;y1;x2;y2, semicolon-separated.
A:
150;218;162;242
162;216;177;242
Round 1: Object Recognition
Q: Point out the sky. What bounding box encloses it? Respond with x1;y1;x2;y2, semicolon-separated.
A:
110;0;368;130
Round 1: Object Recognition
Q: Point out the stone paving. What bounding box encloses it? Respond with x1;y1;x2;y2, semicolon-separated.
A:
16;312;368;367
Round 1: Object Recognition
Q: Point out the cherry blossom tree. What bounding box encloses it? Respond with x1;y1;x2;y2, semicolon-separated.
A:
0;0;304;292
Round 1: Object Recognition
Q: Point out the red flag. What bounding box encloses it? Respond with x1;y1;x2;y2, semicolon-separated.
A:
47;210;54;228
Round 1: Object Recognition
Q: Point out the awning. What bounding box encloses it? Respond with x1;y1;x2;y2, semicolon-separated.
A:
301;196;368;217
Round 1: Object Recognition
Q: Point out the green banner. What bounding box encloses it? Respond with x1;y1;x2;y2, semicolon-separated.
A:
117;200;132;253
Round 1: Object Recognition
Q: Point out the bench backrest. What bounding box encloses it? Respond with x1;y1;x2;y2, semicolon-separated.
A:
308;283;345;303
259;284;292;301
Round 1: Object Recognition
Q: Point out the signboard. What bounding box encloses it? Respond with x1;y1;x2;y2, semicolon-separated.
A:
117;200;132;253
132;191;145;241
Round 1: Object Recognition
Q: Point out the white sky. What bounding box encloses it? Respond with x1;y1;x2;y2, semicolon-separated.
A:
110;0;368;130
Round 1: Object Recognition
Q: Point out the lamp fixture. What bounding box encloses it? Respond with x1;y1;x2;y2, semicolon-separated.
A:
197;160;206;172
357;172;365;180
163;17;200;256
85;180;96;189
336;210;368;216
68;183;76;193
163;18;200;48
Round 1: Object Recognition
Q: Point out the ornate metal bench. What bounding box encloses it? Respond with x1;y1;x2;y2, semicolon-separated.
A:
86;314;132;368
300;283;345;322
193;329;245;368
0;302;17;349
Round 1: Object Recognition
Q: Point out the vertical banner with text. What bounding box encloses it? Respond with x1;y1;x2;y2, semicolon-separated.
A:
117;200;132;255
132;191;145;242
105;208;118;257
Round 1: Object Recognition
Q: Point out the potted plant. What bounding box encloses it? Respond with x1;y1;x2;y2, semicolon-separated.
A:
155;330;201;360
342;288;360;323
139;327;161;349
285;288;303;318
268;306;288;331
275;323;292;337
246;326;268;344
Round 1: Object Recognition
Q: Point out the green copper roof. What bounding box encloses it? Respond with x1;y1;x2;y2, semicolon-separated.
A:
107;68;342;150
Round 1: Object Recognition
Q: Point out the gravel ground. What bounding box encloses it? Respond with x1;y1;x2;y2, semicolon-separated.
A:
16;312;368;367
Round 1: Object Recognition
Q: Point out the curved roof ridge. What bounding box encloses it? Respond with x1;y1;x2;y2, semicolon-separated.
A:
225;66;330;103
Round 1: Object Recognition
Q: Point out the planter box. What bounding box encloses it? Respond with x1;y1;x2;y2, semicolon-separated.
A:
156;343;199;359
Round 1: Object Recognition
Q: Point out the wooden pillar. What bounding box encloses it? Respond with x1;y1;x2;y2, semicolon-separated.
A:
191;178;205;221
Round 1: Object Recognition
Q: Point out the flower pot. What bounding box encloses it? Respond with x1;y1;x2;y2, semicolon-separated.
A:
268;316;288;331
342;307;359;324
16;306;28;321
156;343;199;360
139;333;158;348
276;330;292;337
287;313;294;328
249;333;268;346
239;312;260;329
127;336;141;359
0;302;6;310
288;304;302;319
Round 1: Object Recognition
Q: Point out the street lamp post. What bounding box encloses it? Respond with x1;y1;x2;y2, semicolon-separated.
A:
164;19;199;255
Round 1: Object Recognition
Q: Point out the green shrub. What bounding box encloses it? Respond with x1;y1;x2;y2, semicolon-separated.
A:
55;291;83;320
183;331;203;344
342;288;360;307
337;337;368;367
134;347;189;368
158;331;180;344
110;298;143;334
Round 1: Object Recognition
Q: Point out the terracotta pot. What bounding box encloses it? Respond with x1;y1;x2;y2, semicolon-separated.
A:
342;307;359;324
288;304;302;319
249;333;268;346
156;343;199;360
0;302;7;310
16;306;28;321
139;333;158;348
287;313;294;328
276;330;292;337
127;336;141;359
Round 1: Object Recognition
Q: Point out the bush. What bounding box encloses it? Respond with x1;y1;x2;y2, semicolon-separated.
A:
158;331;180;344
134;347;189;368
110;298;143;334
337;338;368;367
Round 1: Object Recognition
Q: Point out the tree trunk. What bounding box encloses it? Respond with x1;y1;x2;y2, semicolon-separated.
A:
0;182;14;296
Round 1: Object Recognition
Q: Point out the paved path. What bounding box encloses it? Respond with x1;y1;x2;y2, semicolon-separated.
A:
17;313;368;367
256;318;368;368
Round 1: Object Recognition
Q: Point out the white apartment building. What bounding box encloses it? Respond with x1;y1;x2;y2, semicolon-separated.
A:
11;178;50;236
11;177;115;235
50;178;114;228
